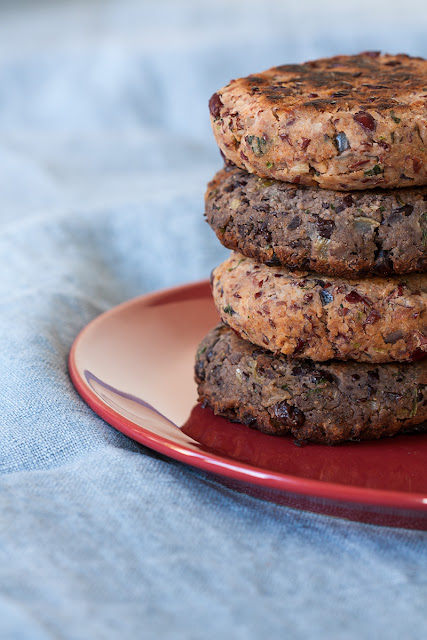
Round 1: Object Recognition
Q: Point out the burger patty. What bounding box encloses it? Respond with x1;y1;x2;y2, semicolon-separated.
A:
212;252;427;363
195;324;427;444
206;165;427;277
209;52;427;191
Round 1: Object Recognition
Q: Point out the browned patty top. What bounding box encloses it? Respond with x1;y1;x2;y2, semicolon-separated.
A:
210;53;427;117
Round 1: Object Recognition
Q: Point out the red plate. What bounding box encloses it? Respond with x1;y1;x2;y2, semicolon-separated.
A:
69;281;427;530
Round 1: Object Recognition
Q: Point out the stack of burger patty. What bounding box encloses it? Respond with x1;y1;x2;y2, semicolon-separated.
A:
195;52;427;444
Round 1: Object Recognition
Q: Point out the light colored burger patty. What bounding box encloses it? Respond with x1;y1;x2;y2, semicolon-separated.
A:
209;52;427;191
195;324;427;444
212;252;427;363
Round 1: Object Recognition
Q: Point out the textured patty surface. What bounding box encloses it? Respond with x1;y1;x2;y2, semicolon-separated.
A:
212;252;427;363
206;166;427;277
209;53;427;190
195;324;427;444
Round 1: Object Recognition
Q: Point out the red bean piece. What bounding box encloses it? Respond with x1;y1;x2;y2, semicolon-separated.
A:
353;111;376;131
364;309;381;325
209;93;223;118
345;291;364;304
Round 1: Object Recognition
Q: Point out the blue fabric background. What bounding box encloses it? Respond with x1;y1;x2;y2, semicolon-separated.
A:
1;1;427;637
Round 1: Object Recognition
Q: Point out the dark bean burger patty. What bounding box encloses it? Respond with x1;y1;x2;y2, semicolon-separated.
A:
206;165;427;277
195;324;427;445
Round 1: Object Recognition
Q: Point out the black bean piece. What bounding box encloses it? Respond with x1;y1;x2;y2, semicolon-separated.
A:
384;330;404;344
253;203;271;213
287;216;301;230
317;219;335;239
311;369;336;384
273;401;305;428
394;204;414;217
319;289;334;305
334;132;351;153
265;253;281;267
223;183;236;193
367;369;379;382
259;221;272;243
374;249;394;275
195;360;205;381
242;413;257;427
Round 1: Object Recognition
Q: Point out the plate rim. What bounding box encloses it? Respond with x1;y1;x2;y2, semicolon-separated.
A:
69;279;427;515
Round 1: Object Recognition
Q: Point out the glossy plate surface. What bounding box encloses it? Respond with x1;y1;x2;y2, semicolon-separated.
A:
69;281;427;529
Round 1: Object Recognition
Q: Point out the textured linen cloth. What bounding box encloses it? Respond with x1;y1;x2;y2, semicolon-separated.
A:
2;1;427;638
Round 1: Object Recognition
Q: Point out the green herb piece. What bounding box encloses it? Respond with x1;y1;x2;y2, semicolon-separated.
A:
258;179;274;188
410;388;418;418
223;304;235;316
314;377;330;387
227;258;246;272
307;377;331;395
330;203;335;210
379;206;385;213
364;164;383;177
307;388;322;396
390;111;401;124
246;135;267;156
266;161;273;169
197;346;207;356
422;229;427;247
